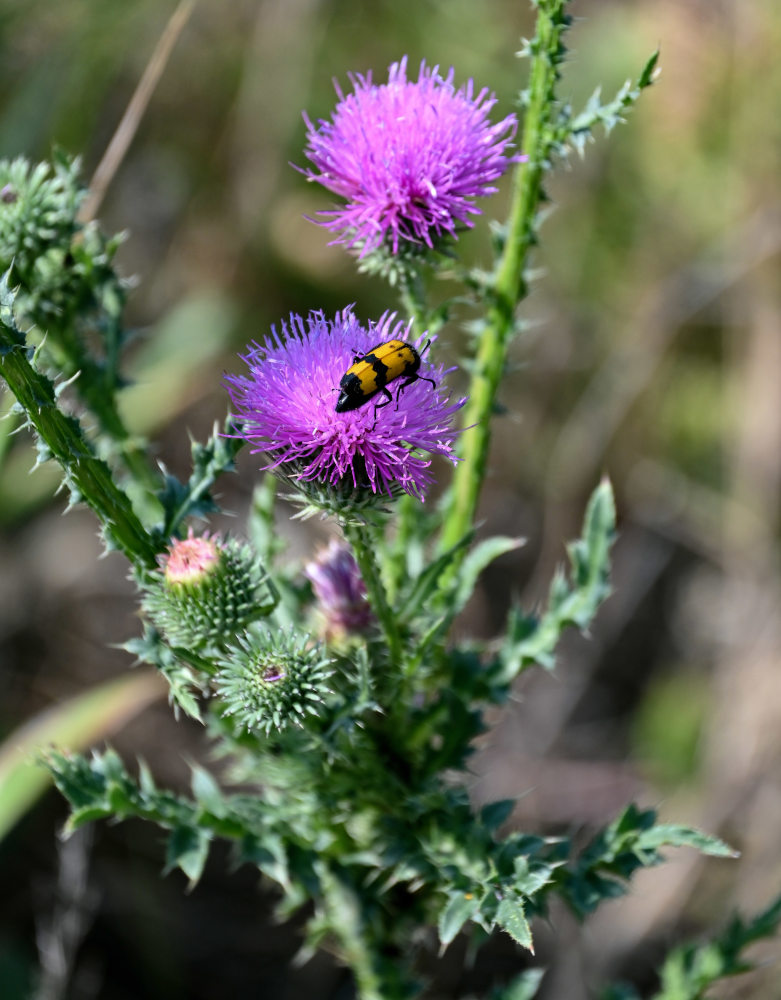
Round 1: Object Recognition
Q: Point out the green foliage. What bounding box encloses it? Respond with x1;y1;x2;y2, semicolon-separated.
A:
566;50;660;155
603;892;781;1000
499;477;615;677
487;969;546;1000
46;745;731;972
0;672;162;841
651;892;781;999
558;804;734;919
154;421;246;541
0;273;159;567
122;625;208;721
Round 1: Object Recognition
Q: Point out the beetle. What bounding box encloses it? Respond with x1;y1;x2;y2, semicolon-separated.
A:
335;339;436;413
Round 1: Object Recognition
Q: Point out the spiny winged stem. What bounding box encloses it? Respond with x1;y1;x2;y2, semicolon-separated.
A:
47;333;160;492
0;305;159;569
341;519;403;671
438;0;570;559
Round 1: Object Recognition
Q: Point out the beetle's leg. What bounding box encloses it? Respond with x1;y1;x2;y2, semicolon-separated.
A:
394;373;436;409
374;386;393;408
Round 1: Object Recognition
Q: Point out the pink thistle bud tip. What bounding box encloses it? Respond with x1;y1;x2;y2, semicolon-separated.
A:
162;530;221;586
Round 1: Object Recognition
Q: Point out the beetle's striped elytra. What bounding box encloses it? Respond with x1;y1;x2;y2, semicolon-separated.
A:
335;339;436;413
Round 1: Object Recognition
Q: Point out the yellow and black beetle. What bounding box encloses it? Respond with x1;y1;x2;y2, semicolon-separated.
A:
335;339;435;413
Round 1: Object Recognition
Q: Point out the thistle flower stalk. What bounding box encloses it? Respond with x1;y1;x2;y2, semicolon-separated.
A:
341;520;403;671
439;0;570;558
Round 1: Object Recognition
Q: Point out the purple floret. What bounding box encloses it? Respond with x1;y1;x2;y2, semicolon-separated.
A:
224;308;465;501
302;56;519;254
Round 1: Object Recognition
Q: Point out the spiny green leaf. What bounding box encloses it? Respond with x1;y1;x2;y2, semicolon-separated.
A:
397;530;474;623
480;799;516;832
439;890;481;946
631;891;781;1000
499;478;616;680
495;895;533;951
638;824;736;859
0;672;162;841
452;536;525;616
155;418;244;540
568;48;660;153
190;765;225;818
166;824;211;886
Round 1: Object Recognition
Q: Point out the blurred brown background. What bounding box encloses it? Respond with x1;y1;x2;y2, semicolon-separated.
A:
0;0;780;997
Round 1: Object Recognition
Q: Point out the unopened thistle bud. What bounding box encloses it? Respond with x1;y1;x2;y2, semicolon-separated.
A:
305;539;372;641
142;530;276;652
215;629;333;736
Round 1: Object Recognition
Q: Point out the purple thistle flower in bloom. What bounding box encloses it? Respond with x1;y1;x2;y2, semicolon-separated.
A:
302;56;520;255
224;308;464;508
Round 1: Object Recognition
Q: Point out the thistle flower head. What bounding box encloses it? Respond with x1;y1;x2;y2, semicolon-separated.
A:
142;531;276;652
305;539;372;640
0;156;82;273
302;56;519;255
224;308;464;514
0;154;123;330
215;629;334;736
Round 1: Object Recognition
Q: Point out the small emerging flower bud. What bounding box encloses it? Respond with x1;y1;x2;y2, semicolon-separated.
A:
215;629;333;736
142;530;276;652
305;539;372;641
0;184;17;204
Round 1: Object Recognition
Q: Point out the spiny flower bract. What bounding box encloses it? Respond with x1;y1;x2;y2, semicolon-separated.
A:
302;56;518;255
215;629;334;736
224;308;464;508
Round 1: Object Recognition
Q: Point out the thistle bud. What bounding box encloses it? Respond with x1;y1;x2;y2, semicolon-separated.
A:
305;539;372;641
215;629;333;736
142;531;276;652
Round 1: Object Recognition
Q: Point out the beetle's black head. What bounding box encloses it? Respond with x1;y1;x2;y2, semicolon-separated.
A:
335;372;367;413
335;389;366;413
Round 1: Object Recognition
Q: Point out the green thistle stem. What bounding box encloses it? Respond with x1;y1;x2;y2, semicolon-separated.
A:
385;493;415;605
438;0;570;556
342;520;403;669
0;385;18;468
0;306;159;568
398;264;428;335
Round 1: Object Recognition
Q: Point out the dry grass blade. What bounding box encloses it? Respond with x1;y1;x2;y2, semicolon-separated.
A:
79;0;196;223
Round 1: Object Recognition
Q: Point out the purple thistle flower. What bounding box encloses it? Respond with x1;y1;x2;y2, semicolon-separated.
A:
302;56;520;255
224;308;464;506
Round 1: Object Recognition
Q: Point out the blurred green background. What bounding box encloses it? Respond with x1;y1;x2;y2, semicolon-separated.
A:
1;0;780;997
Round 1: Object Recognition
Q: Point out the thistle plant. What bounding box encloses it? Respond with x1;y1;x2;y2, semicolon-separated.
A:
4;3;774;998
